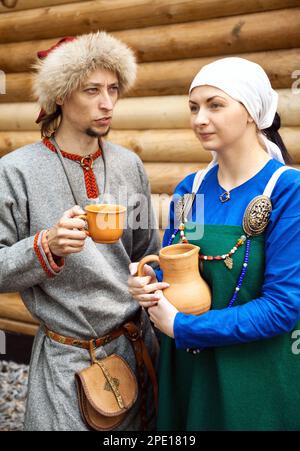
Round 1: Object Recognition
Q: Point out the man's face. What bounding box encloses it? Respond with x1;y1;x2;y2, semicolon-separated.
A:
58;68;119;137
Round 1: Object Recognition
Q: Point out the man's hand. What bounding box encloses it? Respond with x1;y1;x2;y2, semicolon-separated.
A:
47;205;87;257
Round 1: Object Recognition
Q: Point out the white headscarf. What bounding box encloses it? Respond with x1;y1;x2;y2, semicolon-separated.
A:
189;57;285;166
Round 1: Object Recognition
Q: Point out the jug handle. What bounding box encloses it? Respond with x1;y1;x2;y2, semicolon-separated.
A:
137;255;160;277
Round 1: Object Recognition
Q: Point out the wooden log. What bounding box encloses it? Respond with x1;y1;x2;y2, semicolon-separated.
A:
0;97;191;130
107;130;210;162
1;8;300;72
113;91;300;129
2;48;299;102
132;48;300;96
0;0;299;44
112;96;193;130
2;127;300;163
109;128;300;163
0;91;298;132
278;90;300;127
0;103;40;131
0;37;58;73
0;318;38;335
0;292;38;324
0;0;83;13
279;128;300;163
115;8;300;63
144;162;205;194
147;162;300;195
0;72;33;103
0;131;40;156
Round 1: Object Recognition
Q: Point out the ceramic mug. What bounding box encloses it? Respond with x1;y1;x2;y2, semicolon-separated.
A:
79;204;126;244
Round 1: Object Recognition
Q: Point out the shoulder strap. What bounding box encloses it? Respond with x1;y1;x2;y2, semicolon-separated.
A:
263;165;295;198
182;167;211;221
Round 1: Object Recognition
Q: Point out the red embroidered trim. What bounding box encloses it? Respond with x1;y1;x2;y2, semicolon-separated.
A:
43;138;101;199
41;230;65;273
34;232;55;278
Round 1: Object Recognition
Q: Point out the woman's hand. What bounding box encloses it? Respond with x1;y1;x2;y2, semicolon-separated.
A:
128;262;170;308
148;290;179;338
47;205;88;257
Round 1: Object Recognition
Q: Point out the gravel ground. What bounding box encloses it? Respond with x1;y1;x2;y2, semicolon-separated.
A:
0;361;28;431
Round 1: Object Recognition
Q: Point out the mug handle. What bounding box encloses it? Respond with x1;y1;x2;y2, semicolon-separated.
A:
137;255;160;277
78;214;90;237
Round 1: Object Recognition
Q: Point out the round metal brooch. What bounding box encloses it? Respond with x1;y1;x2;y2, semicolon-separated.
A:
242;195;272;236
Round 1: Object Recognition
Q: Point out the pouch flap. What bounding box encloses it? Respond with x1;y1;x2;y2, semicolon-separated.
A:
76;354;138;417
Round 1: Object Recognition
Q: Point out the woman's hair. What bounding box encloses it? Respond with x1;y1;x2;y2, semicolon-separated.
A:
40;105;62;138
262;112;292;164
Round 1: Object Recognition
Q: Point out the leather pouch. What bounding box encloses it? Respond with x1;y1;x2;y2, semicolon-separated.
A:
75;354;138;431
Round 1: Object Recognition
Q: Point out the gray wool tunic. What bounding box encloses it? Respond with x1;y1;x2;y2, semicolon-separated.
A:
0;139;160;431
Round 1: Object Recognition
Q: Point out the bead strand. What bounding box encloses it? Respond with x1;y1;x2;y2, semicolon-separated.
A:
200;234;246;262
167;228;179;246
227;238;251;308
186;238;251;355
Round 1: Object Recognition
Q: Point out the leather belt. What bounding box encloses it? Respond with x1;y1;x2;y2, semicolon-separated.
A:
44;324;125;350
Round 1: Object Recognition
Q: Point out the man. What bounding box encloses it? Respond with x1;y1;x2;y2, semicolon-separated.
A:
0;32;161;431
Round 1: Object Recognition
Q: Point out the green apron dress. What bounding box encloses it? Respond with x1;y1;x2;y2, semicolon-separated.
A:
158;221;300;431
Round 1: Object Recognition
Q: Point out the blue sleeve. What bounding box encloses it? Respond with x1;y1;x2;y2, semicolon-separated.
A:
155;268;163;282
174;169;300;349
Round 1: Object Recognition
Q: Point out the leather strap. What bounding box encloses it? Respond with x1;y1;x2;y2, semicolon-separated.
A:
44;325;125;350
123;322;158;430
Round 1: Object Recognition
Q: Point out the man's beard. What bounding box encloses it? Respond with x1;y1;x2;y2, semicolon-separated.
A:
85;126;111;138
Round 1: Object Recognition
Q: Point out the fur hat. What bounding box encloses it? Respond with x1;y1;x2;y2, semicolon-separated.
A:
32;31;137;116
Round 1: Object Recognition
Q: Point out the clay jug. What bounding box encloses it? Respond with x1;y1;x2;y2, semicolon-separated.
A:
137;243;211;315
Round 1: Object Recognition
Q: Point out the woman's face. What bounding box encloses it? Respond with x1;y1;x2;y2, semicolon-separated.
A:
189;85;253;151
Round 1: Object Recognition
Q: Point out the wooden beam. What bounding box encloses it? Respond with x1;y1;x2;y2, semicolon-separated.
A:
0;0;83;13
0;318;38;335
0;0;299;43
2;127;300;163
144;162;205;194
132;48;300;96
0;131;40;156
0;8;300;71
116;8;300;63
0;90;298;131
0;292;38;324
107;130;209;162
146;162;300;194
2;49;299;102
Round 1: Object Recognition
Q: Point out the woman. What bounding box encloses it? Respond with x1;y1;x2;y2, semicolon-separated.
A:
128;57;300;431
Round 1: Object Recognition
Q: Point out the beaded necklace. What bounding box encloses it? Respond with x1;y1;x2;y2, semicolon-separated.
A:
168;222;251;303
